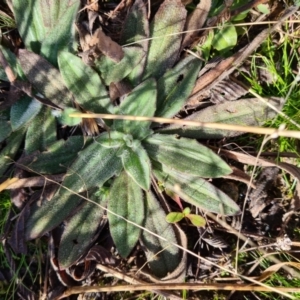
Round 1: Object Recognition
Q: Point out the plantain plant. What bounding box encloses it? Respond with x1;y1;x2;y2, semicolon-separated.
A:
0;0;245;279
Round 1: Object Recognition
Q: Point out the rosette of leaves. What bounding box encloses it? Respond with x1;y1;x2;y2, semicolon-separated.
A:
0;0;243;279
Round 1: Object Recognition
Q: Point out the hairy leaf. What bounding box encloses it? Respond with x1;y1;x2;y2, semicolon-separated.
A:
12;0;45;53
153;162;240;216
143;134;232;178
108;171;144;258
142;0;186;80
25;142;123;240
120;0;149;85
0;111;12;142
114;78;157;140
12;0;79;64
18;49;73;108
0;127;26;176
10;96;42;130
58;52;113;113
56;107;82;126
96;46;146;85
58;190;107;269
0;45;26;80
140;191;181;278
121;142;151;191
24;136;84;174
96;131;126;148
39;0;80;65
25;106;56;154
159;97;284;138
156;55;201;118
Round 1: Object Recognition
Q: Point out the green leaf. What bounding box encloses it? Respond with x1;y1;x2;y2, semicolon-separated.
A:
156;55;201;118
25;141;123;240
142;0;186;80
140;191;181;278
39;0;80;65
158;97;284;139
12;0;79;65
212;24;237;52
182;207;191;215
18;49;73;108
108;171;144;258
58;190;107;269
120;0;149;45
10;96;42;130
25;106;57;154
12;0;45;53
143;134;232;178
56;107;82;127
120;0;149;85
0;127;26;176
113;78;157;140
166;212;184;223
96;46;146;85
153;162;240;216
186;214;206;227
121;141;151;191
58;52;113;113
0;111;12;143
0;45;25;80
257;4;270;14
23;136;84;174
96;131;126;148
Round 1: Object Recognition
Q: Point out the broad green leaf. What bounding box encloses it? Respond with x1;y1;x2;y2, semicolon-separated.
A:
120;0;149;85
12;0;79;65
96;131;126;148
25;106;56;154
0;127;26;176
143;134;232;178
121;142;151;191
166;212;184;223
58;52;113;113
142;0;186;80
186;214;206;227
25;142;123;240
120;0;149;45
39;0;80;65
10;96;42;130
23;136;84;174
0;46;25;80
212;24;237;52
140;191;181;278
58;190;107;269
156;55;201;118
18;49;73;108
114;78;157;140
158;97;284;139
96;46;146;85
12;0;45;53
56;107;82;127
108;171;144;258
153;162;240;216
0;111;12;143
60;137;124;193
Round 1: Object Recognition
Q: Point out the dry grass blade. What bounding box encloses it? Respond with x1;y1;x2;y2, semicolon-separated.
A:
61;282;300;298
69;112;300;139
